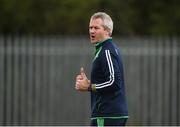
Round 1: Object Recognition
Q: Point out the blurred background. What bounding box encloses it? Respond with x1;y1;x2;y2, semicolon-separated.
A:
0;0;179;126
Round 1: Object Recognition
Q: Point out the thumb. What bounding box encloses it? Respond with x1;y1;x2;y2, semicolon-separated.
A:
80;67;87;78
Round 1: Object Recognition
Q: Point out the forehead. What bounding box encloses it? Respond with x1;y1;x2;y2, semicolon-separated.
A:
89;18;104;26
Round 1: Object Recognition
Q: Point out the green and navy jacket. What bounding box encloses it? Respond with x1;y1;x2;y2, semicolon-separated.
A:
90;38;128;119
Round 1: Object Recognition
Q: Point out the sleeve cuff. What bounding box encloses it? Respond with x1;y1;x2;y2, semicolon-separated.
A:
88;84;96;92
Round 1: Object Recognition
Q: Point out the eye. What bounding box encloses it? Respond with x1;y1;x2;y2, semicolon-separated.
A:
94;27;100;30
89;26;101;30
89;27;94;30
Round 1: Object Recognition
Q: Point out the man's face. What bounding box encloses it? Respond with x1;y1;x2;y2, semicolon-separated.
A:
89;18;109;44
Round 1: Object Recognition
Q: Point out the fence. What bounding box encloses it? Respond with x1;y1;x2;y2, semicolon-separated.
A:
0;36;179;125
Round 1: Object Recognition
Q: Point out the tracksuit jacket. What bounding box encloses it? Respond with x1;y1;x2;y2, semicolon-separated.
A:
90;38;128;119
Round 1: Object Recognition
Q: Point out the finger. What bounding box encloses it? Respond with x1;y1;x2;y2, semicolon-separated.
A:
76;75;82;80
76;81;79;85
88;80;90;84
75;83;79;90
80;67;84;74
75;84;79;90
80;67;87;79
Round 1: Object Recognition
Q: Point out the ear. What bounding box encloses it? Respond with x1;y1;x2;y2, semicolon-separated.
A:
105;28;112;36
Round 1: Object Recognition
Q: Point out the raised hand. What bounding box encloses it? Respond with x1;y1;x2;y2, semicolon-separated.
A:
75;67;90;91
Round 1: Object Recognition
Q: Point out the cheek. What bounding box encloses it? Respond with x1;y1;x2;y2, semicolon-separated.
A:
98;31;106;38
96;30;104;36
95;33;103;39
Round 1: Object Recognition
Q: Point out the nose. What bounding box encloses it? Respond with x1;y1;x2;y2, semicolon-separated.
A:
89;28;95;34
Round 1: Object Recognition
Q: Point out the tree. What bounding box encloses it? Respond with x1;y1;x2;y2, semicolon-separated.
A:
0;0;179;36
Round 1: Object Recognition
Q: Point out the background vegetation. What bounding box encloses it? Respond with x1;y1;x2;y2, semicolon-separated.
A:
0;0;179;36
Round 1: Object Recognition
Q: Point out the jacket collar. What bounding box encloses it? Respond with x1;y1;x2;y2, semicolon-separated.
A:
95;37;112;50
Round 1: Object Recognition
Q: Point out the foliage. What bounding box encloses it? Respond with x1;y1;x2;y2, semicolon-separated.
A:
0;0;179;36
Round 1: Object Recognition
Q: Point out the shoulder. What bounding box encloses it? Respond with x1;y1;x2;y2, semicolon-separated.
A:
102;41;120;57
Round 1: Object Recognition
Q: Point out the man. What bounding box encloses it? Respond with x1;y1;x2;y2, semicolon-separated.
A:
75;12;128;126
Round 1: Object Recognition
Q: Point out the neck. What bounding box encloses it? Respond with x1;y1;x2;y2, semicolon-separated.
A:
95;37;112;50
95;37;112;46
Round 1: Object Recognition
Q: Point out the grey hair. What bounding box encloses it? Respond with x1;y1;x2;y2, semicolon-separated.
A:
91;12;113;35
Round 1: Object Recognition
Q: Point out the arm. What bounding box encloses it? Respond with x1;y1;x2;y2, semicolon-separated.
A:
75;50;121;93
91;49;121;94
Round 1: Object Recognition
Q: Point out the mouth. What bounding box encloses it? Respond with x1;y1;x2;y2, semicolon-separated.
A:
90;35;95;40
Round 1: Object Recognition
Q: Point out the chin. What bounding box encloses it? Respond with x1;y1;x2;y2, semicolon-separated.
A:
90;40;97;44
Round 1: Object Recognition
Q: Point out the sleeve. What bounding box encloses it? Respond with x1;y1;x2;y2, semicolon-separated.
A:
93;49;121;94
